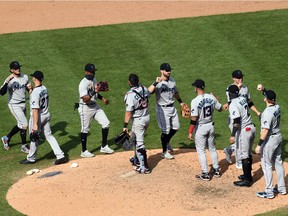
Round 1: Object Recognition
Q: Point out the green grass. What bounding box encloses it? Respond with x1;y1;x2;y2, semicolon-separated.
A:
1;9;288;215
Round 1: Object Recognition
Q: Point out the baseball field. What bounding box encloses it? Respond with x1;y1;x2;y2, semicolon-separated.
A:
1;1;288;216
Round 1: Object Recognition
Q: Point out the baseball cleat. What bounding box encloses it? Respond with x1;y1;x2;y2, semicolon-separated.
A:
100;145;114;154
224;147;232;164
233;180;252;187
81;150;95;158
21;145;30;154
161;151;174;160
238;174;244;180
273;188;287;195
20;159;36;164
195;173;211;181
2;136;10;150
134;166;151;174
167;143;174;153
129;157;140;166
256;192;274;199
54;156;69;165
212;168;221;178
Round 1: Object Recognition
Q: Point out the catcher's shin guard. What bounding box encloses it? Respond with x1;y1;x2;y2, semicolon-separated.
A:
135;148;149;173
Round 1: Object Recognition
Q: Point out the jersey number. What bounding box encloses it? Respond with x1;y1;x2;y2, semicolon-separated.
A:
40;96;49;109
203;105;212;118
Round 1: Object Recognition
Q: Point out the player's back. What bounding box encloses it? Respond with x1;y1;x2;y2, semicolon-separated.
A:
262;104;281;135
229;97;253;128
191;93;220;125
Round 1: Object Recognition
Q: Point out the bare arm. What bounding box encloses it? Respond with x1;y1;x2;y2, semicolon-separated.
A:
32;108;39;131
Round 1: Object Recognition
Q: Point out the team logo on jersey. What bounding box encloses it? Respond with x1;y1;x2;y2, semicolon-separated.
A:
264;121;267;125
232;111;236;116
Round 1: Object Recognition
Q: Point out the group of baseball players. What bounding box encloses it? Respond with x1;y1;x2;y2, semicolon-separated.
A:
1;61;286;199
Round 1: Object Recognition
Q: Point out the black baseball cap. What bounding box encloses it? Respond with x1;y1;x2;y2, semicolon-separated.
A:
129;73;139;86
160;63;172;72
192;79;205;89
228;84;239;94
85;63;97;73
30;71;44;81
264;90;276;101
232;70;244;79
10;61;21;70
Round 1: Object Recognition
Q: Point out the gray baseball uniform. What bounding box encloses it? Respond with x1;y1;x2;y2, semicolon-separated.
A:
225;84;250;163
27;85;65;162
78;77;110;132
154;77;180;134
2;73;29;129
124;85;150;172
260;104;286;195
191;93;222;173
229;96;255;160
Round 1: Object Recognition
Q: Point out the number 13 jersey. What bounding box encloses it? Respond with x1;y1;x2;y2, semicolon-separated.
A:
191;93;222;125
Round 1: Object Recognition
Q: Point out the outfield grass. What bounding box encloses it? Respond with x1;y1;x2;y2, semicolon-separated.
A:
0;9;288;215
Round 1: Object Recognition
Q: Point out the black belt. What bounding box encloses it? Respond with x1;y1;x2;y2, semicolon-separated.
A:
161;103;174;107
270;132;279;136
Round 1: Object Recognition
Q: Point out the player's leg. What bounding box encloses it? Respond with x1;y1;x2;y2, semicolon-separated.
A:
235;130;242;169
94;108;114;154
20;117;37;164
133;116;150;173
5;104;29;152
79;105;94;157
257;139;276;196
207;124;220;177
156;106;173;158
273;136;286;194
167;108;180;152
41;113;65;160
194;126;210;180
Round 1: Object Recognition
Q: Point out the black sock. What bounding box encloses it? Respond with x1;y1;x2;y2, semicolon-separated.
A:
161;133;169;153
101;128;109;148
20;129;27;145
167;129;177;143
7;125;21;141
81;133;88;152
242;158;252;182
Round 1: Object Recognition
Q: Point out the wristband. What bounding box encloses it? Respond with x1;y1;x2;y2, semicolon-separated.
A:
258;139;264;146
177;98;183;104
97;93;103;100
123;122;128;128
248;101;254;108
153;82;159;87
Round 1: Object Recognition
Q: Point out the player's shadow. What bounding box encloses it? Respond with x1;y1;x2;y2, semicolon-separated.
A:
147;144;196;170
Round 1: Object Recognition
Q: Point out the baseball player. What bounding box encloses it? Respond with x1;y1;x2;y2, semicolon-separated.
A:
228;85;256;187
223;70;261;169
0;61;32;153
78;63;114;158
255;90;286;199
20;71;68;165
123;74;150;174
188;79;222;181
148;63;185;160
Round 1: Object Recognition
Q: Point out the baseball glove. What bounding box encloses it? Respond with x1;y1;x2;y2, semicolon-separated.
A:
30;130;41;142
114;131;134;150
181;103;191;119
97;81;109;92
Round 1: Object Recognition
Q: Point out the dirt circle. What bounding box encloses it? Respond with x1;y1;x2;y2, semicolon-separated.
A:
3;1;288;216
6;149;288;216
